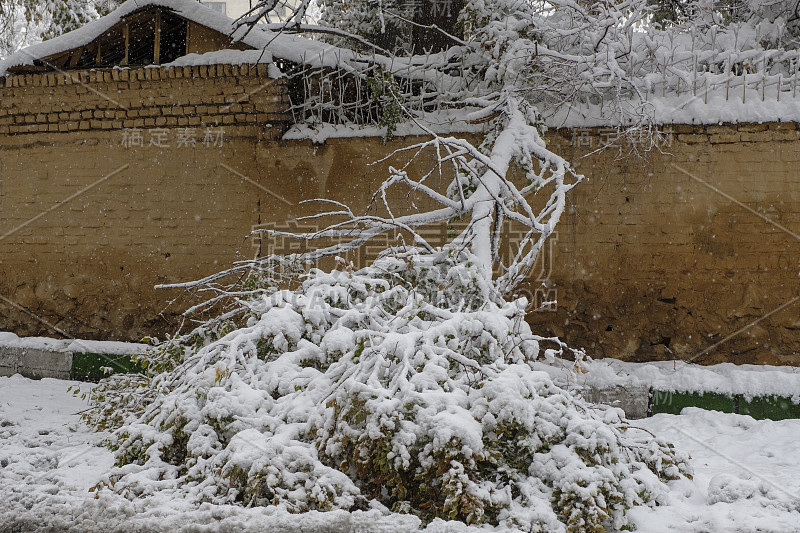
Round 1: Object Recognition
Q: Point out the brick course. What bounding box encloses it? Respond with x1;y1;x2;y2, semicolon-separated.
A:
0;65;291;134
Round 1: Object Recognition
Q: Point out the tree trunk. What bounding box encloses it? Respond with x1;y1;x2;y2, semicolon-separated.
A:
410;0;464;53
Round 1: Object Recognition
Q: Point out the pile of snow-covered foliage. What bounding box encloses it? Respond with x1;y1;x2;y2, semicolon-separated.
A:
86;249;691;532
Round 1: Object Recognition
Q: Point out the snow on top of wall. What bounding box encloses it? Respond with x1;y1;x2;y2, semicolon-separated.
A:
283;110;489;141
546;90;800;129
163;49;278;71
0;0;355;77
0;332;148;355
536;357;800;402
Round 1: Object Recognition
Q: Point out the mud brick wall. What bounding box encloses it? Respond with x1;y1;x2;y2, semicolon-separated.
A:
528;122;800;366
1;67;799;365
0;64;290;135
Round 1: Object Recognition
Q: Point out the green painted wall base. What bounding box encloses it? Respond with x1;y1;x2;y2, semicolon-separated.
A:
8;345;799;421
69;353;143;382
738;395;800;420
651;389;800;420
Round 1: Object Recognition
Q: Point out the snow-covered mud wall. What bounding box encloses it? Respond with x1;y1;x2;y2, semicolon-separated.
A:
0;65;799;365
531;123;800;366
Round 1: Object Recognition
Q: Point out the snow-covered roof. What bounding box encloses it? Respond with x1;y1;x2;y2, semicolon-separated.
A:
0;0;354;77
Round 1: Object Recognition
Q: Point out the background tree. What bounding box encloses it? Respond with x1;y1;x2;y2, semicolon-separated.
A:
0;0;112;58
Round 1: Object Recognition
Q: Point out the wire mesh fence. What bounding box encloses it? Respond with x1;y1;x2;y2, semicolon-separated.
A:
638;47;800;104
532;41;800;115
280;41;800;128
283;52;456;126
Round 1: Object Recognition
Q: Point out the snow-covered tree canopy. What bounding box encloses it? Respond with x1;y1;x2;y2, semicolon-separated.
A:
649;0;800;29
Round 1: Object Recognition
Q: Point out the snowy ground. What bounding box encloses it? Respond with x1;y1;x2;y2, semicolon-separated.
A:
1;374;799;532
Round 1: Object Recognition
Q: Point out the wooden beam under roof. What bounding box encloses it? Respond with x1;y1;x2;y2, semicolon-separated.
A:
122;23;129;65
154;9;161;64
69;47;83;68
